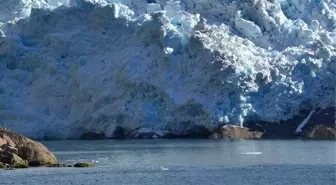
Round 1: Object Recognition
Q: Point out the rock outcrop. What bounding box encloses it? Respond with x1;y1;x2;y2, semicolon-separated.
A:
0;162;5;168
244;107;336;139
46;163;72;167
73;162;96;168
0;126;57;167
303;125;336;139
0;144;29;168
209;125;264;139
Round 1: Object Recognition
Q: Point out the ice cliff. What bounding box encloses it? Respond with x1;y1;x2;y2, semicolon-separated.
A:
0;0;335;139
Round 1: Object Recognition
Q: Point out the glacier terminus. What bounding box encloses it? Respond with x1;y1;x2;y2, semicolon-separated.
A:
0;0;335;139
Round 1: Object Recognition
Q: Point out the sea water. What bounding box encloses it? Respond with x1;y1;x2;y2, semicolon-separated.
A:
0;140;335;185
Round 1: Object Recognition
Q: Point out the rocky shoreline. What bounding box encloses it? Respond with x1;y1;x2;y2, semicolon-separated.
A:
0;126;56;169
0;126;95;170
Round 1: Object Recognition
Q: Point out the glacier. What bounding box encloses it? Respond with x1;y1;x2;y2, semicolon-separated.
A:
0;0;335;139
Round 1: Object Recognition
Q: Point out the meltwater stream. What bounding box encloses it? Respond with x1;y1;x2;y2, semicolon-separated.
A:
0;140;335;185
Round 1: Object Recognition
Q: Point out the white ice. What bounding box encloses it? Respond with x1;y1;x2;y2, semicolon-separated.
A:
0;0;334;139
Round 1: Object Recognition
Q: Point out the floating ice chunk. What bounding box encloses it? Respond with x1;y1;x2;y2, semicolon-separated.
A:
160;166;169;171
242;152;262;155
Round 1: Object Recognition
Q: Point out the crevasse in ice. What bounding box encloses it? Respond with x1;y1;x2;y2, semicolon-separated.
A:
0;0;335;139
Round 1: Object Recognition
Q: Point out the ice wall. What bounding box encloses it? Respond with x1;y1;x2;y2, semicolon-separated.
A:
0;0;335;139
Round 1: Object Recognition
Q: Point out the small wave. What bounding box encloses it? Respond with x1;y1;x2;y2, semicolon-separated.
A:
241;152;262;155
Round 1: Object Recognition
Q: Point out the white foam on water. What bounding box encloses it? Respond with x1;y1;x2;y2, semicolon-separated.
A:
241;152;263;155
160;166;169;171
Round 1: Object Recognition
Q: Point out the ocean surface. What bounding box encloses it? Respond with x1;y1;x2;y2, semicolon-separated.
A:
1;139;335;185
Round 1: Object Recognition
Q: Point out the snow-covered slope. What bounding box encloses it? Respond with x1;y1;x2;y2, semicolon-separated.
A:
0;0;335;139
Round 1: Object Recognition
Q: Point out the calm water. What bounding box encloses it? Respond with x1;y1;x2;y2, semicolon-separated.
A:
1;140;335;185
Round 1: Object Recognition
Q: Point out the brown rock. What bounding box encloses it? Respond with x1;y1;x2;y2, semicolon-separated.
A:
304;125;336;139
0;149;27;167
0;138;7;146
1;135;15;146
18;142;57;166
0;126;57;166
46;163;70;168
73;162;96;168
1;144;18;155
209;125;264;139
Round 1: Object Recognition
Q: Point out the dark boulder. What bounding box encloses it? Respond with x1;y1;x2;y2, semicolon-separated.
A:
74;162;96;168
46;163;71;167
